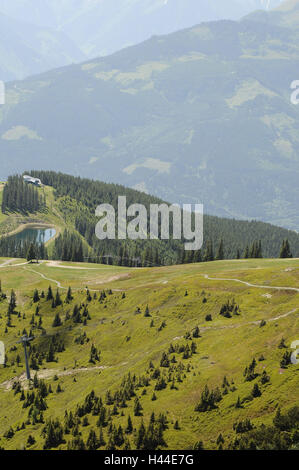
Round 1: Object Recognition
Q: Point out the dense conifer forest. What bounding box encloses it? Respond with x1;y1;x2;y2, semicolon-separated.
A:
0;238;48;260
1;176;46;214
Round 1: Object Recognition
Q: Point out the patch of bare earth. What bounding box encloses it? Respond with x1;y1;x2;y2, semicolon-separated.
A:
1;366;109;391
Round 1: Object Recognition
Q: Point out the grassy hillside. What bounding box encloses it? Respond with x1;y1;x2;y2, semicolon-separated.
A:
0;5;299;228
0;257;298;450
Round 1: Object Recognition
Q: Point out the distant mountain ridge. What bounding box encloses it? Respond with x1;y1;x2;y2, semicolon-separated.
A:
0;11;85;82
0;0;284;80
60;0;285;58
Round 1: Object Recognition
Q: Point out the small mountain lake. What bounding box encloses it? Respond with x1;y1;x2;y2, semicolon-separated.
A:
11;227;56;244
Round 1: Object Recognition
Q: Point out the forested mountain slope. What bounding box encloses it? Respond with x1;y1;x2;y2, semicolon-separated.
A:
1;172;299;264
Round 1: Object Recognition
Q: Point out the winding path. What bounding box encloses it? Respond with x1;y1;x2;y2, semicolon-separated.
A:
199;308;298;333
0;259;29;268
26;267;67;289
199;274;298;330
25;266;129;292
203;274;299;293
25;265;299;296
1;267;298;390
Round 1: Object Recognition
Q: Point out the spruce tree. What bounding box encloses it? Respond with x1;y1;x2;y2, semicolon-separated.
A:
27;243;37;263
46;286;53;301
280;239;292;258
134;398;143;416
216;239;224;260
55;290;62;307
52;313;62;328
66;287;73;302
8;290;17;314
33;289;40;303
125;415;133;434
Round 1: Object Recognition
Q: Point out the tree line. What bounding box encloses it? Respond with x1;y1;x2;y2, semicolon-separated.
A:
0;237;48;261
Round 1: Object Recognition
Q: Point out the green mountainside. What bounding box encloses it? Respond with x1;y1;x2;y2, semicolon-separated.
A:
0;1;299;228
